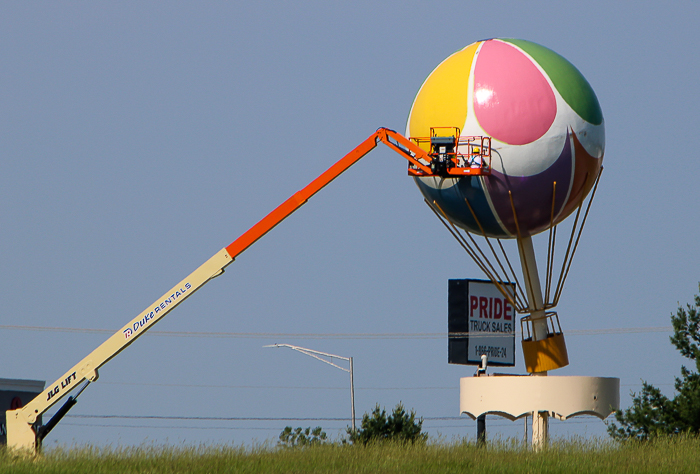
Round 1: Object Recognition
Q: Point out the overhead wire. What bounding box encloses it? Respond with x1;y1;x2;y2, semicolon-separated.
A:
0;324;673;339
55;414;616;423
93;381;672;391
54;414;618;433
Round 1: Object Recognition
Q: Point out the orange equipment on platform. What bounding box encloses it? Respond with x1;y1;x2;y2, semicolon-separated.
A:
409;127;492;177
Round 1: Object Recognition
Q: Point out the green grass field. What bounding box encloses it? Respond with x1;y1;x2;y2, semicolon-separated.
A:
1;437;699;473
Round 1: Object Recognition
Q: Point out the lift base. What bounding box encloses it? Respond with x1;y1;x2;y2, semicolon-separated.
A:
6;410;36;453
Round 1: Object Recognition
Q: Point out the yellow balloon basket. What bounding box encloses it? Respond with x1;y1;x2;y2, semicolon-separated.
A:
521;312;569;373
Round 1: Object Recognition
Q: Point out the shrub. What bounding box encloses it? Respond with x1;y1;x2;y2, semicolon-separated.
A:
347;403;427;445
278;426;328;448
609;284;700;440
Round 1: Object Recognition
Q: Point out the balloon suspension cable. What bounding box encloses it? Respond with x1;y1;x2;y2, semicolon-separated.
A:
550;181;585;305
425;167;602;314
426;199;525;312
544;181;557;305
451;206;523;308
462;195;527;309
496;238;530;308
427;201;494;279
551;166;603;306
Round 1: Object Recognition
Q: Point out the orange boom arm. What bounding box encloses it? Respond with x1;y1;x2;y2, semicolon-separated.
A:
225;127;491;259
226;128;431;258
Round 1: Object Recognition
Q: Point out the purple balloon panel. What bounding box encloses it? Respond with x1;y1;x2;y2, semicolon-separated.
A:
557;130;602;220
474;41;557;146
485;131;572;236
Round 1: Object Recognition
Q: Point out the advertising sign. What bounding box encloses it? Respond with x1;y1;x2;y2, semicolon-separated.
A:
448;279;516;366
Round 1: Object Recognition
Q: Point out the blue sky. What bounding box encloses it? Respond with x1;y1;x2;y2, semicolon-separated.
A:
1;1;699;446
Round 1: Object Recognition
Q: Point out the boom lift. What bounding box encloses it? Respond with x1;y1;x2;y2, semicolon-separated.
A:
6;127;491;453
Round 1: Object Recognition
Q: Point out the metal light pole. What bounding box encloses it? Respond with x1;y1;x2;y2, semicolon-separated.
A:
264;343;356;432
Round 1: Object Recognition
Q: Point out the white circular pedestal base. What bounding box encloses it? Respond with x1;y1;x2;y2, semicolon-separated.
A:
460;375;620;421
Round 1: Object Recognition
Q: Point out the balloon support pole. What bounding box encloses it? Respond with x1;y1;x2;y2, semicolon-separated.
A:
519;236;549;449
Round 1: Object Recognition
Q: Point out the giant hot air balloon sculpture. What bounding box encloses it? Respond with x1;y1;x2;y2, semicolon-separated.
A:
405;38;616;449
406;38;605;373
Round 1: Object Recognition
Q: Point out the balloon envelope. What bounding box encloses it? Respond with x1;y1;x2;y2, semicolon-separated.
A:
407;39;605;238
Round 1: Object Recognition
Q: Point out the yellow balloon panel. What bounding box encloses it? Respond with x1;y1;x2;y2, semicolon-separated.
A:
407;43;478;145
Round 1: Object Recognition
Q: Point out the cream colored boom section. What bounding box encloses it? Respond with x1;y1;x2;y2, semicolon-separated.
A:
7;248;233;449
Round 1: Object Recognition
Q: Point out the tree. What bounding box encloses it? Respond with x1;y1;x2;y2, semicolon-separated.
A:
278;426;328;448
608;284;700;440
347;403;427;445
